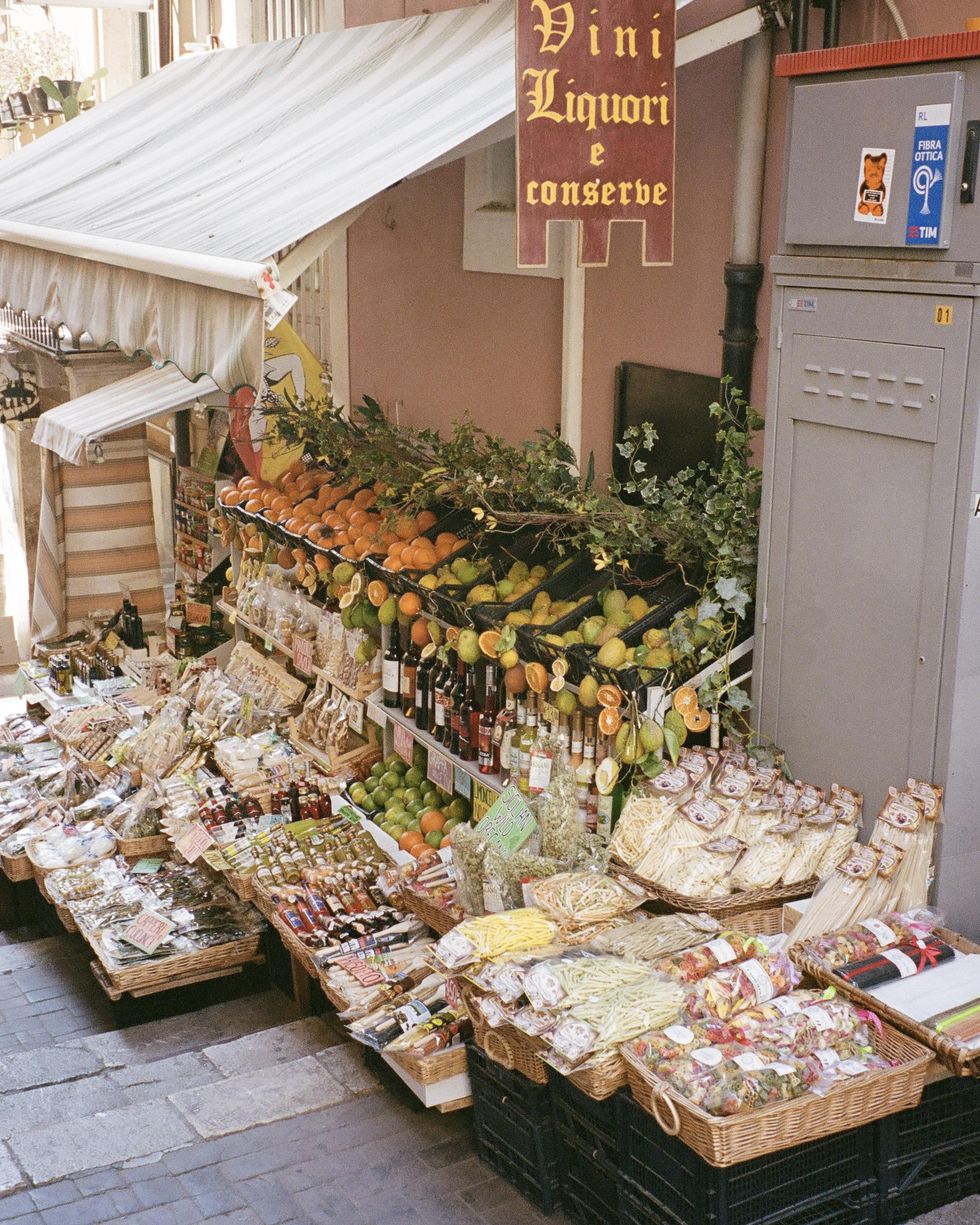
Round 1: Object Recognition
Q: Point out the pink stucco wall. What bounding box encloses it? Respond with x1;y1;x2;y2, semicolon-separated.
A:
343;0;980;476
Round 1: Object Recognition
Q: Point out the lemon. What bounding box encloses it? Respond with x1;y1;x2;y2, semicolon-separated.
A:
595;757;619;795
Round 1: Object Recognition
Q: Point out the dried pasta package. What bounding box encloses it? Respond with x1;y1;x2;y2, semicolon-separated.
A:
609;790;678;868
449;823;488;917
654;1045;815;1117
591;911;720;962
653;931;768;984
633;792;726;882
688;952;801;1020
524;952;649;1011
655;837;745;899
724;987;837;1028
729;998;872;1054
628;1018;737;1065
549;975;685;1065
734;800;784;848
529;871;645;926
815;820;860;879
800;909;941;969
434;908;558;969
730;819;799;891
782;807;835;885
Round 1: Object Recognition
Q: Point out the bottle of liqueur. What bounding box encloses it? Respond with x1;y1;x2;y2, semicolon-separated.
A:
569;710;584;771
382;627;403;709
508;692;526;787
576;716;597;831
414;643;437;733
478;667;499;775
433;648;455;745
449;657;466;756
528;713;555;796
400;637;420;719
517;694;539;794
457;666;480;762
495;691;516;784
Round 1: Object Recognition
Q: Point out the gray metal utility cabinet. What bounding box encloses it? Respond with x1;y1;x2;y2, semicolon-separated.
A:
756;34;980;935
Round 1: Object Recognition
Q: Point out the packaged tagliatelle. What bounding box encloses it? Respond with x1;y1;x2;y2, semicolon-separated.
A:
653;931;769;984
433;908;558;969
523;952;650;1011
687;952;801;1020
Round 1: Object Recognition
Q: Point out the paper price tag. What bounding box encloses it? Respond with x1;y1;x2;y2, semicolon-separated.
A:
186;601;212;627
427;748;454;793
175;821;216;863
348;699;364;734
453;767;472;799
121;909;175;954
471;780;496;823
292;635;314;675
393;721;415;765
131;857;163;875
540;700;560;727
104;631;120;651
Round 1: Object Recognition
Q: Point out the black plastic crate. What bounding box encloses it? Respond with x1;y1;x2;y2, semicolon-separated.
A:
617;1091;878;1225
877;1076;980;1224
549;1071;620;1171
468;1044;561;1213
468;549;603;632
549;1077;622;1224
620;1180;878;1225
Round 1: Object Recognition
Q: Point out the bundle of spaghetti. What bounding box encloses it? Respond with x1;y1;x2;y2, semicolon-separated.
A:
734;801;785;847
871;780;942;914
787;844;881;947
591;911;720;962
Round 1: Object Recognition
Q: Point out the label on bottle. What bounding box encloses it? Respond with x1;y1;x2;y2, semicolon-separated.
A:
401;667;416;699
528;751;553;794
382;659;400;694
571;732;584;756
434;693;447;728
478;728;494;769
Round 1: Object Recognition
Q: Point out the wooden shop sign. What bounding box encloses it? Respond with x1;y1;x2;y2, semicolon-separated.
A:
516;0;676;267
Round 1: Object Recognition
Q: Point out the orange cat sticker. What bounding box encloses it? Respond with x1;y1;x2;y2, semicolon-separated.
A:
854;147;894;224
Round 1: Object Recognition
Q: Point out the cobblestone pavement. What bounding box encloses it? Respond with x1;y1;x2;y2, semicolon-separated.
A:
0;919;975;1224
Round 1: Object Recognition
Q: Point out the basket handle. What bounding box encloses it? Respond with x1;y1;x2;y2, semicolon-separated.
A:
483;1029;516;1071
649;1087;681;1136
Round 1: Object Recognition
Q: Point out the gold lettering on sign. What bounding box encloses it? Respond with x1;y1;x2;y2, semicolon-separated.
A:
532;0;575;54
522;69;671;132
590;141;606;166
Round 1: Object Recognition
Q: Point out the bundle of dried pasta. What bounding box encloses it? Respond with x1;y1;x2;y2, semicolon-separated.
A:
434;908;558;968
609;782;684;867
530;871;645;926
788;844;888;946
871;781;941;914
782;807;835;885
730;820;799;891
633;793;729;882
591;911;720;962
654;837;744;898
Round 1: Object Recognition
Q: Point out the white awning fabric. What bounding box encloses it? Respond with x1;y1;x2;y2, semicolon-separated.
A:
32;364;218;464
0;0;517;392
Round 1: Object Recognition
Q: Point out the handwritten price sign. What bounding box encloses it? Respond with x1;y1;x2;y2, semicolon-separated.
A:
174;821;215;864
121;910;175;954
427;748;454;793
393;721;415;766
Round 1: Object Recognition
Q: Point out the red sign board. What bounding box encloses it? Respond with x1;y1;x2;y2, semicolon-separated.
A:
516;0;676;267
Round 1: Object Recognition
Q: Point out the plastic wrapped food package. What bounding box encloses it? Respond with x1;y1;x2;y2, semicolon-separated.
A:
653;931;769;984
548;974;685;1065
530;870;645;926
654;837;745;898
523;952;651;1011
434;908;558;968
730;820;800;892
798;909;941;968
687;952;801;1020
591;911;721;962
782;808;835;885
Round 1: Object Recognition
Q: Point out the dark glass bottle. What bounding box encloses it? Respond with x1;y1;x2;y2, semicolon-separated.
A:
478;666;499;775
382;628;403;708
449;658;466;756
400;638;420;719
458;666;479;762
432;649;453;744
415;645;437;733
129;603;145;650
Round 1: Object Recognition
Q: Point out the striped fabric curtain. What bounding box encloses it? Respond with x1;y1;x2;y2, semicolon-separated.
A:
31;426;164;638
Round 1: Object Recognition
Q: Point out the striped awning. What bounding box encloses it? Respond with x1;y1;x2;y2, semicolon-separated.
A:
32;364;218;464
0;0;517;392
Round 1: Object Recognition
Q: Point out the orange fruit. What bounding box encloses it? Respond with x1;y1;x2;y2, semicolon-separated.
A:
504;665;527;695
367;580;389;608
525;662;548;694
291;548;308;566
672;686;698;716
314;554;330;573
598;706;622;736
244;498;263;512
398;592;422;617
395;517;417;541
221;489;241;506
417;509;438;530
410;618;431;648
435;539;456;560
354;488;376;507
440;835;452;849
478;630;501;657
336;498;354;516
413;845;439;863
596;684;623;709
340;544;359;560
398;830;425;851
413;546;437;569
420;811;445;834
387;560;404;573
684;707;711;733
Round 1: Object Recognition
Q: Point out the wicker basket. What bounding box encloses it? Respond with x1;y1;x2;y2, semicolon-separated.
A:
622;1020;932;1168
791;927;980;1078
103;814;168;858
55;902;77;933
387;1042;469;1086
88;933;263;999
566;1052;628;1101
1;850;32;882
399;887;463;935
460;980;550;1085
614;862;817;922
224;870;257;903
25;835;116;890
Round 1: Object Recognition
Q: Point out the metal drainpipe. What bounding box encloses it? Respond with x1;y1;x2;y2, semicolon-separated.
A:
791;0;810;51
720;25;773;406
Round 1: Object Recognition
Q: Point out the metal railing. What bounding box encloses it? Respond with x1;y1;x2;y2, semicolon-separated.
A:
0;306;82;354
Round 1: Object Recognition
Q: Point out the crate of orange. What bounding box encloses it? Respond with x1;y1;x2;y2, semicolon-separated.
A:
364;508;482;600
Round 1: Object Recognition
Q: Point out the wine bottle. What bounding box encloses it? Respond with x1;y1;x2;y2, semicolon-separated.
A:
382;628;403;709
458;666;479;762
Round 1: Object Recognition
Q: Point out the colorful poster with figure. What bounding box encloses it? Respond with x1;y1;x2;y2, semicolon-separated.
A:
854;147;894;224
229;319;329;480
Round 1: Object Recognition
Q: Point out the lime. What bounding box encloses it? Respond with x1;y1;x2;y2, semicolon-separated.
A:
424;830;444;849
446;798;470;823
405;766;424;788
373;787;389;808
371;761;386;779
422;790;440;809
349;784;367;805
407;819;421;833
403;787;422;806
360;795;378;813
384;753;403;771
381;770;401;791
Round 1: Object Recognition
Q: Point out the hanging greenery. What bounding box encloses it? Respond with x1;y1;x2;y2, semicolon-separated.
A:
267;379;762;736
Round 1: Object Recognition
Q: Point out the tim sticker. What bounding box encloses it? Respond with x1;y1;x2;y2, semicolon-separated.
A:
854;148;895;224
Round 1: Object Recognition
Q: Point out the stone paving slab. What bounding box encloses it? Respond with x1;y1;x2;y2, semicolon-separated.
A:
0;1146;23;1197
0;937;75;976
0;1076;130;1139
79;992;298;1068
203;1018;339;1077
169;1056;351;1138
0;1044;105;1093
109;1052;219;1104
6;1100;195;1184
315;1044;379;1096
